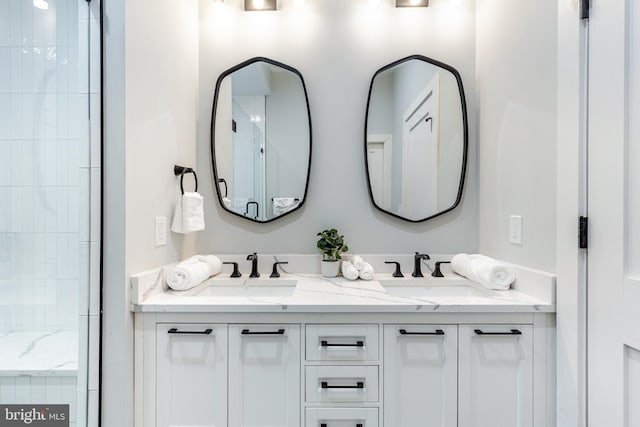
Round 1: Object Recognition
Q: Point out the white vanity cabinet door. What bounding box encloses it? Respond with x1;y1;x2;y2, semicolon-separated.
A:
156;323;227;427
228;324;301;427
383;324;458;427
458;324;533;427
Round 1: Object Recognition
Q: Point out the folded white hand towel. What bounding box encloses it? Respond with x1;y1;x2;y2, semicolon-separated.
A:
171;192;205;234
189;255;222;276
341;261;359;280
358;262;374;281
167;259;212;291
450;253;516;290
350;255;366;271
222;197;232;209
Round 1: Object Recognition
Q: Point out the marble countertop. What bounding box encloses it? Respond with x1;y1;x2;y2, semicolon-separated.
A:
131;272;556;314
0;330;78;376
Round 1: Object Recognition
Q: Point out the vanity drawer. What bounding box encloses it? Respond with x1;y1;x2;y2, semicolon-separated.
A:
306;365;379;403
305;408;379;427
306;324;379;361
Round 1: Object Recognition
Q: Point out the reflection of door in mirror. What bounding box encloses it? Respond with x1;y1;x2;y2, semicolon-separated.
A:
232;97;266;220
400;74;440;219
367;135;392;209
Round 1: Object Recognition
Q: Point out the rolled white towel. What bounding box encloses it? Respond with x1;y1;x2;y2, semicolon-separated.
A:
341;261;359;280
189;255;222;276
358;262;374;281
222;197;232;209
171;192;205;234
167;259;213;291
350;255;366;271
450;253;516;290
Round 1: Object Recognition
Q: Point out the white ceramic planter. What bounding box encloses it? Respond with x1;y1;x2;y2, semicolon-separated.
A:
321;260;341;278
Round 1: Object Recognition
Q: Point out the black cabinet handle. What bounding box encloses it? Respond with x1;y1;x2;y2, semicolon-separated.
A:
320;424;363;427
241;329;285;335
399;329;444;336
167;328;213;335
474;329;522;336
321;340;364;347
321;381;364;389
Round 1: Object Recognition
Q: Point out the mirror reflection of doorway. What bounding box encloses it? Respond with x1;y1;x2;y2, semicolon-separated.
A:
367;134;392;210
400;74;440;219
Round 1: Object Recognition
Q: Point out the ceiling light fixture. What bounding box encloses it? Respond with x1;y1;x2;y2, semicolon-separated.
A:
33;0;49;10
395;0;429;7
244;0;277;11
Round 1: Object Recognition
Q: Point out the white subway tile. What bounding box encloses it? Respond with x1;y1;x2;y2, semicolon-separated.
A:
0;95;9;139
0;2;10;47
79;167;89;241
87;389;99;427
89;93;100;167
9;95;22;139
88;315;99;390
0;188;9;232
89;19;99;94
78;241;89;315
9;0;22;47
10;48;23;93
0;48;10;92
21;186;35;232
89;167;100;241
89;240;99;316
21;93;35;140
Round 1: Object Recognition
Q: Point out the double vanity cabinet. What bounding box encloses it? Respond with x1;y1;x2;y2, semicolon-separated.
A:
135;313;554;427
132;267;555;427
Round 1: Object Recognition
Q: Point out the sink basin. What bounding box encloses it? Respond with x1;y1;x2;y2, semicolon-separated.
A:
190;279;297;297
379;280;491;298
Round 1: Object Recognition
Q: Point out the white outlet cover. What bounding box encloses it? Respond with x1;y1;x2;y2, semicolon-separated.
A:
509;215;523;245
155;217;167;246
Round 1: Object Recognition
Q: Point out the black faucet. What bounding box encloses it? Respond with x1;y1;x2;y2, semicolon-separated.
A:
223;261;241;278
412;252;430;277
432;261;451;278
245;201;259;219
247;253;260;278
384;261;404;278
270;261;288;278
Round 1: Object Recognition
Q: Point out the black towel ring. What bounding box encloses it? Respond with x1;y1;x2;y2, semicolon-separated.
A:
174;165;198;195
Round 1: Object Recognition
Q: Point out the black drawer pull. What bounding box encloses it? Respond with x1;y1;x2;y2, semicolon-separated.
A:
241;328;285;335
474;329;522;336
399;329;444;336
321;340;364;347
321;381;364;389
167;328;213;335
320;424;363;427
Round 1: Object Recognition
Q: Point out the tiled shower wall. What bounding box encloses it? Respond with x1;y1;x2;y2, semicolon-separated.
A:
0;0;99;333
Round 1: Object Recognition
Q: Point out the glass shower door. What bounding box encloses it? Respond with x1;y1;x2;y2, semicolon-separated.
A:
0;1;101;426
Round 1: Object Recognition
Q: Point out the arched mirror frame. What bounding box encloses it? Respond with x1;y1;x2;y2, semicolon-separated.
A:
210;57;313;223
364;54;469;223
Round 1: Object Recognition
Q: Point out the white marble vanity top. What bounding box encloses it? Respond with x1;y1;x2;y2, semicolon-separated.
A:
131;257;556;314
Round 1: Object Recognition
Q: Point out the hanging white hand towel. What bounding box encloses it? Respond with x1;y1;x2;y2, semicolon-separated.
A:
341;261;359;280
450;253;516;290
171;191;205;234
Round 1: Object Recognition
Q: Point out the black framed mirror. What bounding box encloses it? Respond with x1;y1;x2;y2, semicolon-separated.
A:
364;55;468;223
211;57;312;223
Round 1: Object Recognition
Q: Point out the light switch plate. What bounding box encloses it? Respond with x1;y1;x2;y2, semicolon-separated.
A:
509;215;523;245
155;217;167;246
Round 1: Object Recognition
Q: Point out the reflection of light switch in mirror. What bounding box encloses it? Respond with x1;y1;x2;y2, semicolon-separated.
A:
396;0;429;7
244;0;277;11
509;215;523;245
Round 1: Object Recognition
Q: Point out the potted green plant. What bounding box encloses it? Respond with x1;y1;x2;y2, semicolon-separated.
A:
316;228;349;277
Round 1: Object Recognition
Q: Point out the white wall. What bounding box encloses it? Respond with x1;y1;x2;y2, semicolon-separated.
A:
476;0;558;272
198;0;477;255
102;0;200;426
